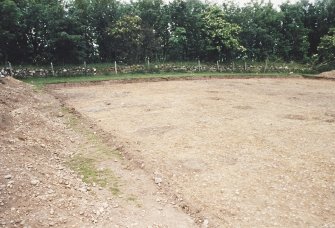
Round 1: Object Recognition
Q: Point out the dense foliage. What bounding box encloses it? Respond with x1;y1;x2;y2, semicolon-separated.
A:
0;0;334;65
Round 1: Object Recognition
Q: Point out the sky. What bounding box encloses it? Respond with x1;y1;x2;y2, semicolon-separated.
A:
209;0;314;8
230;0;299;5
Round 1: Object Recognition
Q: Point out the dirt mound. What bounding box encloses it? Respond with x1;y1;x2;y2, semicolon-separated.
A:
0;78;34;127
0;77;98;227
0;77;195;227
319;70;335;79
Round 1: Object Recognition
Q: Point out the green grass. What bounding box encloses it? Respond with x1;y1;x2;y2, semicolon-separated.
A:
67;156;120;194
68;156;109;187
62;107;122;195
22;71;297;88
109;186;121;196
301;74;320;78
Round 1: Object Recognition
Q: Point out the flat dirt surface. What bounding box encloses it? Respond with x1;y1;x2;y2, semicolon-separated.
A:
54;78;335;227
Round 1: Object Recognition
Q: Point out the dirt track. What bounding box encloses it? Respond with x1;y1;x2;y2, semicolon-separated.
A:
55;78;335;227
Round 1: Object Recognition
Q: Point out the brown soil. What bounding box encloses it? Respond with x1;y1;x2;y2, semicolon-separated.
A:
54;78;335;227
319;70;335;79
0;77;195;227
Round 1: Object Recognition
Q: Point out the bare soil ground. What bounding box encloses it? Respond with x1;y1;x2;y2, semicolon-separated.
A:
319;70;335;79
0;77;194;227
54;78;335;227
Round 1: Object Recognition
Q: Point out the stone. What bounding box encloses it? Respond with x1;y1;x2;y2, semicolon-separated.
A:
30;179;40;186
57;112;64;117
4;175;12;179
201;219;209;228
79;186;87;192
154;177;162;185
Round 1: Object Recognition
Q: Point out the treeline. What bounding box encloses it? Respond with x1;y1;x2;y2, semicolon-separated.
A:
1;0;334;65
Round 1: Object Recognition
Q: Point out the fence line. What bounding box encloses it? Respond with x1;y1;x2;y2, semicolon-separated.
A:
0;60;308;79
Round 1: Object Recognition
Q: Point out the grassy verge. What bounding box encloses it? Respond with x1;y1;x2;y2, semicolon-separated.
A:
22;71;298;88
62;107;122;195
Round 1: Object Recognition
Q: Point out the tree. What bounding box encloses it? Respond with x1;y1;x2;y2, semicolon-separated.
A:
279;1;310;62
155;4;171;60
133;0;164;61
182;0;207;60
109;15;143;63
1;0;332;65
306;0;335;56
169;27;187;59
168;0;189;60
90;0;120;62
167;0;208;61
0;0;21;63
223;1;281;61
202;6;244;61
68;0;96;61
317;28;335;62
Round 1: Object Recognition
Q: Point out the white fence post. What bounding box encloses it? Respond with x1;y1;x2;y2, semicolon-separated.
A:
51;62;55;76
264;57;268;73
84;61;87;75
8;61;13;76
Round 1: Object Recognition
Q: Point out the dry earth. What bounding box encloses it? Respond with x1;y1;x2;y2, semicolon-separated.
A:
0;77;195;227
54;78;335;227
319;70;335;79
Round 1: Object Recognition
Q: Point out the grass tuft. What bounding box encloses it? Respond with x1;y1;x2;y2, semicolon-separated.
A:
67;156;107;187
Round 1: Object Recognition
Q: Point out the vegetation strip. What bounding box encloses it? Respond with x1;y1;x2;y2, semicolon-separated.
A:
23;72;301;88
62;106;122;195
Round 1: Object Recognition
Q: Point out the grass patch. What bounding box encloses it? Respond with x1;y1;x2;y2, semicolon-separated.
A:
126;195;142;207
62;107;122;195
67;156;120;194
32;85;44;93
21;72;297;88
68;156;108;187
61;107;79;127
127;195;137;202
110;186;121;196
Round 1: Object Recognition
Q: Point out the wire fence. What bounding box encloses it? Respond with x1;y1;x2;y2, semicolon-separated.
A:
1;60;314;79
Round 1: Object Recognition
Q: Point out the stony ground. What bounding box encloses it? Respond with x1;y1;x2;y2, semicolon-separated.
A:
55;78;335;227
0;77;195;227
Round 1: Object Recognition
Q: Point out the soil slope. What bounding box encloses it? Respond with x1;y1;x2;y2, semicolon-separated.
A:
0;77;195;227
